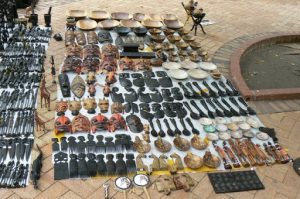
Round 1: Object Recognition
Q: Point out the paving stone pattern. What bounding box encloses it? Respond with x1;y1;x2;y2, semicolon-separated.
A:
6;0;300;198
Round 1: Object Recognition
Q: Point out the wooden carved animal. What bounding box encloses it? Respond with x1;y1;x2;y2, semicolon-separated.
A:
35;112;47;133
30;144;43;189
136;153;149;173
40;76;51;111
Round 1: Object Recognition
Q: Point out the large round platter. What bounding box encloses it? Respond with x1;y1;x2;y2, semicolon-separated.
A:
120;19;142;28
162;62;182;70
111;12;133;20
98;19;120;29
219;132;231;140
207;133;218;141
141;19;163;28
67;10;87;19
89;10;110;20
238;122;251;131
246;117;260;128
215;117;227;124
199;117;213;126
231;130;243;139
199;62;217;71
180;60;198;70
188;68;209;80
168;69;188;80
256;132;270;141
216;124;228;132
76;19;97;30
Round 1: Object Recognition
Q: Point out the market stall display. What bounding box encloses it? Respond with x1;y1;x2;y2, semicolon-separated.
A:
52;9;292;185
0;1;51;188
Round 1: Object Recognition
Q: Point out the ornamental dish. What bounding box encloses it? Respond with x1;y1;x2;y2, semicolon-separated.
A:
168;69;188;80
89;10;110;20
111;12;133;20
76;19;97;30
199;62;217;71
188;68;209;80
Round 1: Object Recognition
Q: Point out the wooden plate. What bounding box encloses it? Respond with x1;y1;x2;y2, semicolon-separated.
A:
89;10;110;20
168;69;188;80
120;19;142;28
142;19;163;28
188;68;209;80
67;10;86;19
162;62;182;70
199;62;217;71
111;12;133;20
76;19;97;30
98;19;120;29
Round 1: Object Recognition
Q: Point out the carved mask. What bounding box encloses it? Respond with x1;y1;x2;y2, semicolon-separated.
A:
55;115;72;134
55;99;68;116
72;113;91;133
108;113;127;132
103;83;111;97
126;114;143;133
83;97;97;114
71;75;85;98
58;73;71;98
105;71;117;85
68;99;82;116
88;84;97;97
91;113;109;133
98;98;109;113
86;71;96;85
111;102;124;114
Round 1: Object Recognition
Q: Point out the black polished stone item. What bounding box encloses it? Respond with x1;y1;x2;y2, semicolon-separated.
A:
208;170;264;193
116;153;127;176
69;154;79;178
106;154;116;176
54;152;69;180
97;154;107;176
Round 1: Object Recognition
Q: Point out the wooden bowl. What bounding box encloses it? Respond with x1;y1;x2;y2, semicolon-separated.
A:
120;19;141;28
148;28;162;35
133;27;148;37
111;12;133;20
150;35;166;43
163;28;175;36
98;19;120;30
148;13;162;21
182;34;195;42
175;41;189;50
114;26;131;36
189;41;201;50
67;10;86;19
142;19;163;28
133;13;147;21
164;19;183;30
89;10;110;20
76;19;97;30
167;35;181;43
161;14;178;20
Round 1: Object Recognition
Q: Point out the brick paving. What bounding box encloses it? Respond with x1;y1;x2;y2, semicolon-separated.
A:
6;0;300;198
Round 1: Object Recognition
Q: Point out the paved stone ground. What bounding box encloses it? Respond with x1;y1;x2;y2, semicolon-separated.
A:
3;0;300;198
